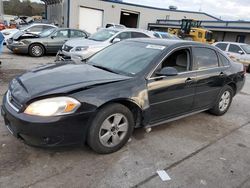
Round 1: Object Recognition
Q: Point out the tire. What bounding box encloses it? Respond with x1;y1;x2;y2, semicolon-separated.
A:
209;85;233;116
29;44;45;57
247;65;250;73
87;103;134;154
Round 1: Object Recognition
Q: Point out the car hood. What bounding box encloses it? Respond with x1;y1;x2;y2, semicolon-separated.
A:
9;63;131;105
65;38;108;48
12;31;40;41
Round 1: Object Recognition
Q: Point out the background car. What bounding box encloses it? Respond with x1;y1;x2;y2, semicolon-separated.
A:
153;31;181;40
1;23;57;44
7;28;89;57
1;39;245;153
213;42;250;72
58;28;156;61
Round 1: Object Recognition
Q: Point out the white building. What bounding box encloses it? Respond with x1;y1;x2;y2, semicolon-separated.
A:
41;0;250;43
41;0;219;33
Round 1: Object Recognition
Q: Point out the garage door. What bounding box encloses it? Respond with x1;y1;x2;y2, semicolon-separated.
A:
79;7;103;34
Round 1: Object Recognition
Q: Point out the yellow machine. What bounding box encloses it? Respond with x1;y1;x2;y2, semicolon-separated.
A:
168;19;215;44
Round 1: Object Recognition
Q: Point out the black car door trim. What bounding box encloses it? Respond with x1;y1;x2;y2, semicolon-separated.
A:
150;93;195;106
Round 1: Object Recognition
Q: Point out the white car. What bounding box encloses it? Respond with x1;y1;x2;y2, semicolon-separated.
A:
1;23;57;44
213;42;250;72
58;28;156;61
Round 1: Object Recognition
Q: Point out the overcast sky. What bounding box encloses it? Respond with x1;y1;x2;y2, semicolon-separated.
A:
32;0;250;21
124;0;250;21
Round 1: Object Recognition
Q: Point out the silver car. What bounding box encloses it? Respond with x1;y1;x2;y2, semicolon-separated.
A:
213;42;250;72
58;28;156;61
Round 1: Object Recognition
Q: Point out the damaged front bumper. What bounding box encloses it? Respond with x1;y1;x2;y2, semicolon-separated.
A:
1;94;93;147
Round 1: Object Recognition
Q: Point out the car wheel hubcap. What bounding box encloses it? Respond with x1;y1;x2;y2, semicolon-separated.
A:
32;46;42;56
219;91;231;112
99;113;128;147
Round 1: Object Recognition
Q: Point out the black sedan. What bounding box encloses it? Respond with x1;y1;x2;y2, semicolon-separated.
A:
1;39;245;154
7;28;89;57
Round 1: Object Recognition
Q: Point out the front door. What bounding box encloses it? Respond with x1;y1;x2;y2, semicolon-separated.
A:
147;48;196;123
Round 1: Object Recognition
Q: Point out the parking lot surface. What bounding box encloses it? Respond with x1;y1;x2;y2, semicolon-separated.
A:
1;47;250;188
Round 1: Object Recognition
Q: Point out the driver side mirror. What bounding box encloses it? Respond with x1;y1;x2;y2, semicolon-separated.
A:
112;38;121;43
238;50;244;55
156;67;178;77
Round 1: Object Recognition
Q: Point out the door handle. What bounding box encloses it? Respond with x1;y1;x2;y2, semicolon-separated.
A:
185;78;193;84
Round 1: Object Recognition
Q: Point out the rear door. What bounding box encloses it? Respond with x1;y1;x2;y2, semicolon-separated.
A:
192;47;227;109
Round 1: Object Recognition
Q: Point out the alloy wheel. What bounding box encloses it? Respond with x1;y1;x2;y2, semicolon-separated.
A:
32;45;43;56
99;113;129;147
219;91;231;112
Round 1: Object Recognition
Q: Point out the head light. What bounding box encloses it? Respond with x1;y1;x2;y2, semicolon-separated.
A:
24;97;81;116
75;46;89;51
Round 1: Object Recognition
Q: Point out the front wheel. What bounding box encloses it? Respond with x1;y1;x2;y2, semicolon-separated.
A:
29;44;45;57
87;103;134;154
209;86;233;116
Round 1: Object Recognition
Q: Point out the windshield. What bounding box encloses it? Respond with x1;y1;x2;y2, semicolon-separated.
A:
87;41;165;76
88;29;118;42
39;28;57;37
241;45;250;54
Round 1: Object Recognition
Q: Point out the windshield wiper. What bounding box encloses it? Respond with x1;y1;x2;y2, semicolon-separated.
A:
92;64;119;74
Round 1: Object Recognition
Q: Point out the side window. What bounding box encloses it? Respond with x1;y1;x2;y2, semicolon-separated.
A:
228;44;242;54
54;30;69;38
215;43;228;51
132;32;149;38
193;47;219;70
198;32;203;38
153;49;190;76
43;25;54;30
27;25;44;33
218;53;230;66
116;32;131;40
153;33;161;38
70;30;86;38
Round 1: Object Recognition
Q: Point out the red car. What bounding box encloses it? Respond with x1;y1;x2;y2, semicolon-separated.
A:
0;23;6;31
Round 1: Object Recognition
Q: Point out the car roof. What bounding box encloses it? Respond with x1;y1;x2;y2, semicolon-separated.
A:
127;38;209;47
215;41;247;45
103;27;154;33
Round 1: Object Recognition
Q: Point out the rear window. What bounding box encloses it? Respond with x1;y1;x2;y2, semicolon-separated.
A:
218;53;230;66
193;47;219;70
215;43;228;51
131;32;149;38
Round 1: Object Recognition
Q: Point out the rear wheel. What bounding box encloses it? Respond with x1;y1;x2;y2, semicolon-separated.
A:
87;103;134;154
29;44;45;57
209;85;233;116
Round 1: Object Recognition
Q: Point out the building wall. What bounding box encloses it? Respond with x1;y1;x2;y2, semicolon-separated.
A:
213;31;250;44
69;0;218;30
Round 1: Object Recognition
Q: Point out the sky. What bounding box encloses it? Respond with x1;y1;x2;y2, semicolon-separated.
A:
30;0;250;21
